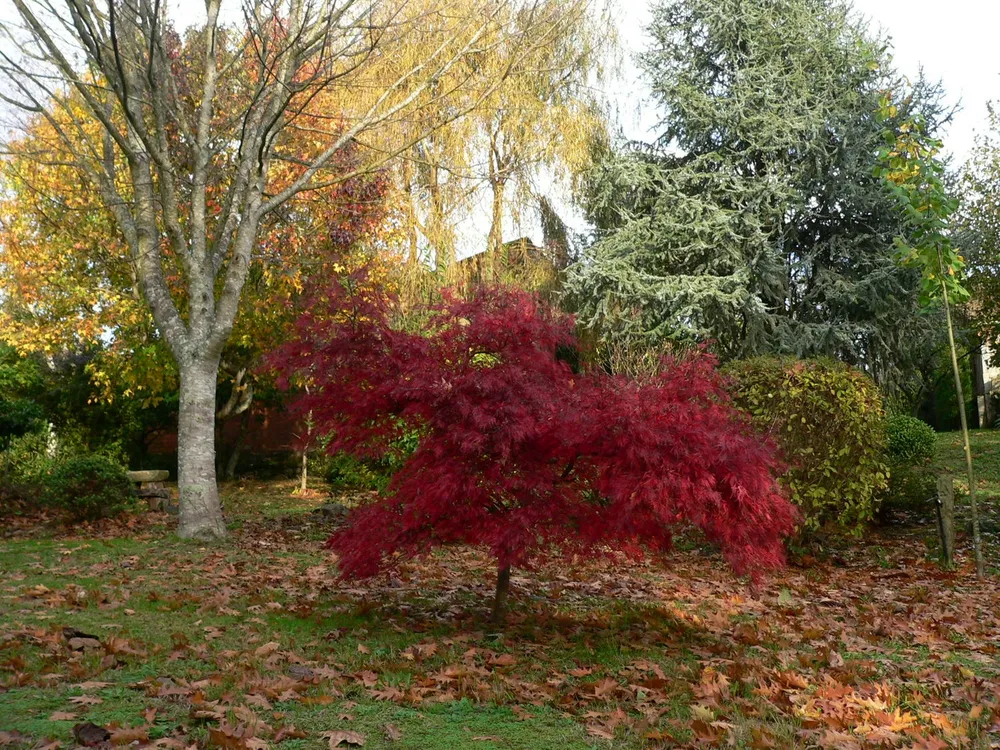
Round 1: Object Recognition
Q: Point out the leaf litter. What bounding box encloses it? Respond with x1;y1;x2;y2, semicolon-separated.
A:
2;489;1000;748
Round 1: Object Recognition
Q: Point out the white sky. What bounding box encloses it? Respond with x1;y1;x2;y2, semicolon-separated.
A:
610;0;1000;163
2;0;996;250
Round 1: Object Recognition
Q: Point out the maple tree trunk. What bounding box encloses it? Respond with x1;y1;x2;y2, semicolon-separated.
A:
177;356;226;540
492;565;511;626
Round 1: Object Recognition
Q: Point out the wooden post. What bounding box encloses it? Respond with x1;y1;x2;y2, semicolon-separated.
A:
936;475;955;567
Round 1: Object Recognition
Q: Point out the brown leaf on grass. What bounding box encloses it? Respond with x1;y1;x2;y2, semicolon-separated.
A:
208;721;264;750
25;584;52;598
909;736;950;750
300;694;336;706
75;681;112;691
49;712;78;721
245;694;273;710
70;695;103;706
817;730;862;749
273;726;307;743
592;677;619;698
488;653;515;667
356;644;370;655
0;732;30;747
585;725;615;740
110;727;150;746
68;637;101;651
384;724;402;742
322;730;365;747
190;706;227;721
254;641;281;658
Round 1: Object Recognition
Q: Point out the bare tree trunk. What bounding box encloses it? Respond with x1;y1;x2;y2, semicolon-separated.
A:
486;179;507;263
299;399;314;493
491;565;511;626
224;409;251;481
177;357;226;540
941;279;985;577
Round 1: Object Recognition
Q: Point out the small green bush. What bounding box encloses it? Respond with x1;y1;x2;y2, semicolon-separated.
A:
0;397;44;449
321;452;388;492
725;357;889;536
883;414;937;509
885;414;937;464
318;423;421;493
2;429;58;487
40;454;136;521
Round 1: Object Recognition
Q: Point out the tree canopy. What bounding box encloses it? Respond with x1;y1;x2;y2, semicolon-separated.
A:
565;0;949;399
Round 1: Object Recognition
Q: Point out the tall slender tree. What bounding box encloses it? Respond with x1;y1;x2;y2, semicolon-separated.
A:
0;0;583;539
566;0;948;397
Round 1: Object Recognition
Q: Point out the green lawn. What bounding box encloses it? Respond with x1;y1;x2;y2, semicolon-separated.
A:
935;428;1000;499
2;479;1000;748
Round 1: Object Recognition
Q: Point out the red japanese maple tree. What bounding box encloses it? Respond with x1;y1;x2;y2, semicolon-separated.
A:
273;282;797;622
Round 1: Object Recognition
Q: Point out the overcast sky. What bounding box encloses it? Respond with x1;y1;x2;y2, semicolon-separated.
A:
611;0;1000;164
2;0;996;249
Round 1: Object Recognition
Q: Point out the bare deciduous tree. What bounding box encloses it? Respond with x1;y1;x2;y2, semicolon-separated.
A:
0;0;578;538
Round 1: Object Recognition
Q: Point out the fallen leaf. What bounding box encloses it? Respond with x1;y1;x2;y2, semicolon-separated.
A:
110;727;150;746
70;695;103;707
254;641;281;658
384;724;402;742
322;730;365;747
586;724;615;740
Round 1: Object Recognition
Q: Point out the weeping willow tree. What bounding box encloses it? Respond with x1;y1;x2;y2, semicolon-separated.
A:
566;0;949;398
391;0;612;304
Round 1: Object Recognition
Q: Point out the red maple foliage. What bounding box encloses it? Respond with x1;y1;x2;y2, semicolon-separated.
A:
273;282;797;619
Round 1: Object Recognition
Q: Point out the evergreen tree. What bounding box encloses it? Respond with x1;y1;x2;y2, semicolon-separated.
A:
566;0;949;396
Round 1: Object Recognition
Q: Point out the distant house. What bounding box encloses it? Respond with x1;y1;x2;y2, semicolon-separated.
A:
973;344;1000;427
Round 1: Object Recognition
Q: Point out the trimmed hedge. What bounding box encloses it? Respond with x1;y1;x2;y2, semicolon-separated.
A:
884;414;937;508
725;357;889;536
41;454;136;521
885;414;937;465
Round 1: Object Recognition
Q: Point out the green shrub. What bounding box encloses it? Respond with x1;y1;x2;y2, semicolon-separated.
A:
725;357;889;536
2;429;58;487
0;397;44;450
321;452;388;492
885;414;937;464
883;414;937;509
40;454;136;521
318;423;421;493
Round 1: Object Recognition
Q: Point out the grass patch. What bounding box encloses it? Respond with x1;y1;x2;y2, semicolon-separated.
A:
3;480;1000;748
